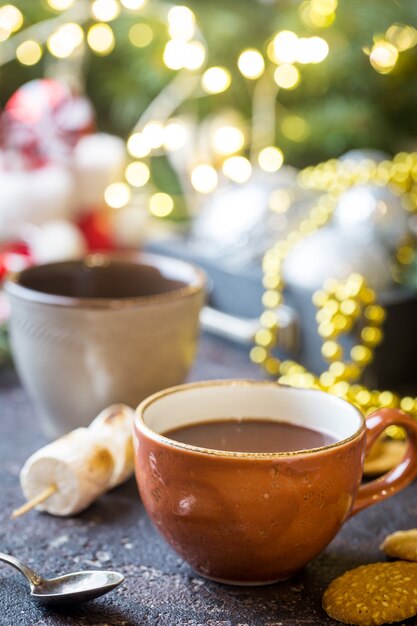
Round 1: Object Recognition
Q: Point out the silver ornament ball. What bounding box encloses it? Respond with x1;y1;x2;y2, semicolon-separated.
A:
333;184;409;249
283;227;392;293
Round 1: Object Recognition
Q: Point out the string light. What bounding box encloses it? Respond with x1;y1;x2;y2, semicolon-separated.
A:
129;23;153;47
0;5;23;33
167;5;195;41
149;192;174;217
281;116;310;141
127;132;151;158
386;24;417;52
183;41;205;70
369;41;398;74
299;0;336;28
274;64;300;89
47;0;74;9
47;23;84;58
272;31;299;64
16;40;42;65
91;0;121;22
237;49;265;79
191;164;218;193
163;120;188;151
121;0;147;9
222;156;252;182
296;36;329;63
104;182;131;208
258;147;284;172
142;121;165;149
125;161;150;187
163;39;187;70
87;23;115;55
212;126;245;155
201;67;231;94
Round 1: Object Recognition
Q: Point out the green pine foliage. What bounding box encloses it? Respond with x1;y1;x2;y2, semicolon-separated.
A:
1;0;417;168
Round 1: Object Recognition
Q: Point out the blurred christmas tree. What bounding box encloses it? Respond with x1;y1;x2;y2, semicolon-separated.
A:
1;0;417;221
2;0;417;164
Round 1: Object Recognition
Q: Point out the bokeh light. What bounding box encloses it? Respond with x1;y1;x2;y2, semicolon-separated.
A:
142;121;165;149
0;5;23;33
296;36;329;63
369;41;398;74
212;126;245;155
191;164;218;193
16;40;42;65
163;121;188;151
149;193;174;217
258;147;284;172
183;41;205;70
121;0;147;9
129;23;153;47
163;39;187;69
299;0;336;28
87;23;115;55
222;156;252;183
164;39;205;70
386;24;417;51
201;67;231;94
274;64;300;89
237;49;265;79
104;182;131;208
281;115;310;141
47;23;84;58
168;5;195;41
125;162;150;187
47;0;74;9
272;31;298;64
127;132;151;158
91;0;120;22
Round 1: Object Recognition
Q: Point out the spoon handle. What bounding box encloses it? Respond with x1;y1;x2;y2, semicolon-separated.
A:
0;552;43;587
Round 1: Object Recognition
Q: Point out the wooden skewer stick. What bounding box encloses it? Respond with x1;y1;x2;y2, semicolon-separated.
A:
11;484;57;519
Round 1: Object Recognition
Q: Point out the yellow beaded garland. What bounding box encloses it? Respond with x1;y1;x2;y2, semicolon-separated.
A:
252;153;417;420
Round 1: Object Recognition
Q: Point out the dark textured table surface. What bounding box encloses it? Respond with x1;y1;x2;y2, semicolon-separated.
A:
1;334;417;626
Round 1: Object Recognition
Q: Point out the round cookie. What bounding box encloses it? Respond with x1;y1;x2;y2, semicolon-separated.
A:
322;561;417;625
381;529;417;561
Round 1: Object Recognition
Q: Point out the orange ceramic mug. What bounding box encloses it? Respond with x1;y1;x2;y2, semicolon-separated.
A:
134;380;417;585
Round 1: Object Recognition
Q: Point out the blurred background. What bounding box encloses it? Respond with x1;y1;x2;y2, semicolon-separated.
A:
1;0;417;417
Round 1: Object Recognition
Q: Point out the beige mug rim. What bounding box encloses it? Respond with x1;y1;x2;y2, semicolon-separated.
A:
4;252;206;309
135;379;366;459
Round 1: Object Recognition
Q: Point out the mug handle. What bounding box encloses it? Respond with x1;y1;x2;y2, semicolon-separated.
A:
350;408;417;517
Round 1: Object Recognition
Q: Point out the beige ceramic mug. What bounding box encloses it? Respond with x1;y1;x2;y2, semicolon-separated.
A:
6;253;205;438
134;380;417;585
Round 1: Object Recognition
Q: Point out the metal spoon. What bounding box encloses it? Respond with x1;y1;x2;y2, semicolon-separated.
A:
0;552;124;605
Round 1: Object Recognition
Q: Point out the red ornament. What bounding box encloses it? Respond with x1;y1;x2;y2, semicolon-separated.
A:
0;79;95;169
77;211;115;252
0;242;32;282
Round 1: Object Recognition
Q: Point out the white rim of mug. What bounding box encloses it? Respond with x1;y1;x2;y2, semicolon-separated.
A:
4;252;206;309
135;379;366;459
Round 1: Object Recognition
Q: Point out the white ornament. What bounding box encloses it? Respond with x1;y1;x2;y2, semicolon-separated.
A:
340;149;390;163
283;227;392;293
333;185;409;249
0;165;75;242
73;133;126;210
191;167;301;264
30;220;86;264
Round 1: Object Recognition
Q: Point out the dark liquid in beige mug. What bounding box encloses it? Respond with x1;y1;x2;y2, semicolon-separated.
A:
17;260;187;299
164;419;337;453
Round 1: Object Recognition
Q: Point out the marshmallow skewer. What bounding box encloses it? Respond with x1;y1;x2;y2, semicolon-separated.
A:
12;405;135;518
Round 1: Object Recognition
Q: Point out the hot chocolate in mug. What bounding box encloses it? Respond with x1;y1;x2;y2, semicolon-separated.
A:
134;380;417;585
